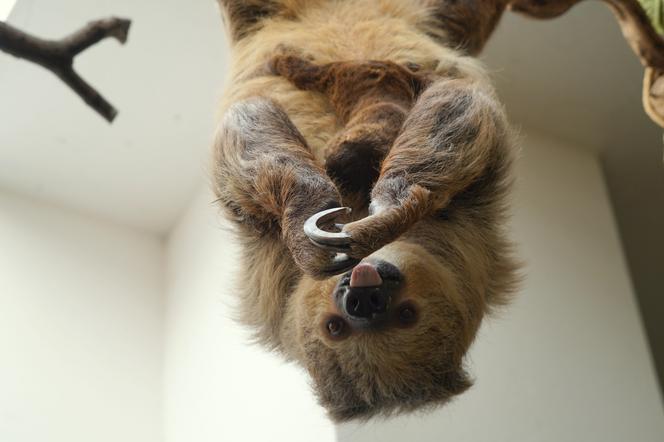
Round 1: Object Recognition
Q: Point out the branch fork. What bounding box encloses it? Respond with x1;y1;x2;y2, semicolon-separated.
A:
0;17;131;122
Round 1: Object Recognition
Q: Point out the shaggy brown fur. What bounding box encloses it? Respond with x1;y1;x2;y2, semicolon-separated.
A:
212;0;528;421
268;54;431;205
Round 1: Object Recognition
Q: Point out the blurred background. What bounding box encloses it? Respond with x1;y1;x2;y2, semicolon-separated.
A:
1;0;662;441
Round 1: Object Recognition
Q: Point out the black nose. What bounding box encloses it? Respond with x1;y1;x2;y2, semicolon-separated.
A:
334;260;402;324
342;287;390;319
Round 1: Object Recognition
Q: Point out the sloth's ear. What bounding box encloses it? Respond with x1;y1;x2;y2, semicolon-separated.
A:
217;0;284;41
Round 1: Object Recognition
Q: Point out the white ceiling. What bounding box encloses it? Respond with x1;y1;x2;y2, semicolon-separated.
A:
0;0;228;233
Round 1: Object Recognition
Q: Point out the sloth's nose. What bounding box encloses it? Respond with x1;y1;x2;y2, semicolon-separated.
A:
343;287;390;319
338;261;401;321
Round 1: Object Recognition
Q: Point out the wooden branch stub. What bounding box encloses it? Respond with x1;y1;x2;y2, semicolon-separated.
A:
643;67;664;126
0;17;131;123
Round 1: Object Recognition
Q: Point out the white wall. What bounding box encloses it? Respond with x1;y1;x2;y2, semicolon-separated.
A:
337;132;664;442
0;191;164;442
163;190;336;442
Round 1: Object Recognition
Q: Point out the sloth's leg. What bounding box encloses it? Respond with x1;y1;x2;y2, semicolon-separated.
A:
213;97;358;277
307;77;511;259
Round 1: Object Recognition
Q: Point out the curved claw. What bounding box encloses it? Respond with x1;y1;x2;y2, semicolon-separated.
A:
304;206;352;248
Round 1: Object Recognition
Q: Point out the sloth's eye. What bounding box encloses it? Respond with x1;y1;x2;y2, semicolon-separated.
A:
398;303;417;325
327;317;346;337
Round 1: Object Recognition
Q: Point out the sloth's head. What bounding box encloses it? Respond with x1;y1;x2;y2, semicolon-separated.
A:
292;238;492;421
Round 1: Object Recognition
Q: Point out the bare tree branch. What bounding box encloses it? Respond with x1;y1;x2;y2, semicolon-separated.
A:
0;17;131;123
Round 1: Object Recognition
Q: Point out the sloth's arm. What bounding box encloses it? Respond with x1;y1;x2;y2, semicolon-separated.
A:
335;77;511;258
213;97;356;277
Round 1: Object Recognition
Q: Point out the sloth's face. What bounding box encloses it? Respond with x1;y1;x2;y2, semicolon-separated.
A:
293;240;483;421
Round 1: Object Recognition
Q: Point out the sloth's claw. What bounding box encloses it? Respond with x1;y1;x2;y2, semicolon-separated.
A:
304;206;352;250
304;206;360;275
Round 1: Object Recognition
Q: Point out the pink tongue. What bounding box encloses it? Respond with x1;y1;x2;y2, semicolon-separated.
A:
350;263;383;287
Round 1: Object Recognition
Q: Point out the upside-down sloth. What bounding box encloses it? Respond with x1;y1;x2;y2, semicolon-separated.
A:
212;0;658;421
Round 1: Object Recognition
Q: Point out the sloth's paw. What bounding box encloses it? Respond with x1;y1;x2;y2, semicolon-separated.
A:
303;184;436;261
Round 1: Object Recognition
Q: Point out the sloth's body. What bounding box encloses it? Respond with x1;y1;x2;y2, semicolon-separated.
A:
213;0;520;421
209;0;664;422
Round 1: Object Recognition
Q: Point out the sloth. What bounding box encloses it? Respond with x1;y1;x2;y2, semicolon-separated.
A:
210;0;618;421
